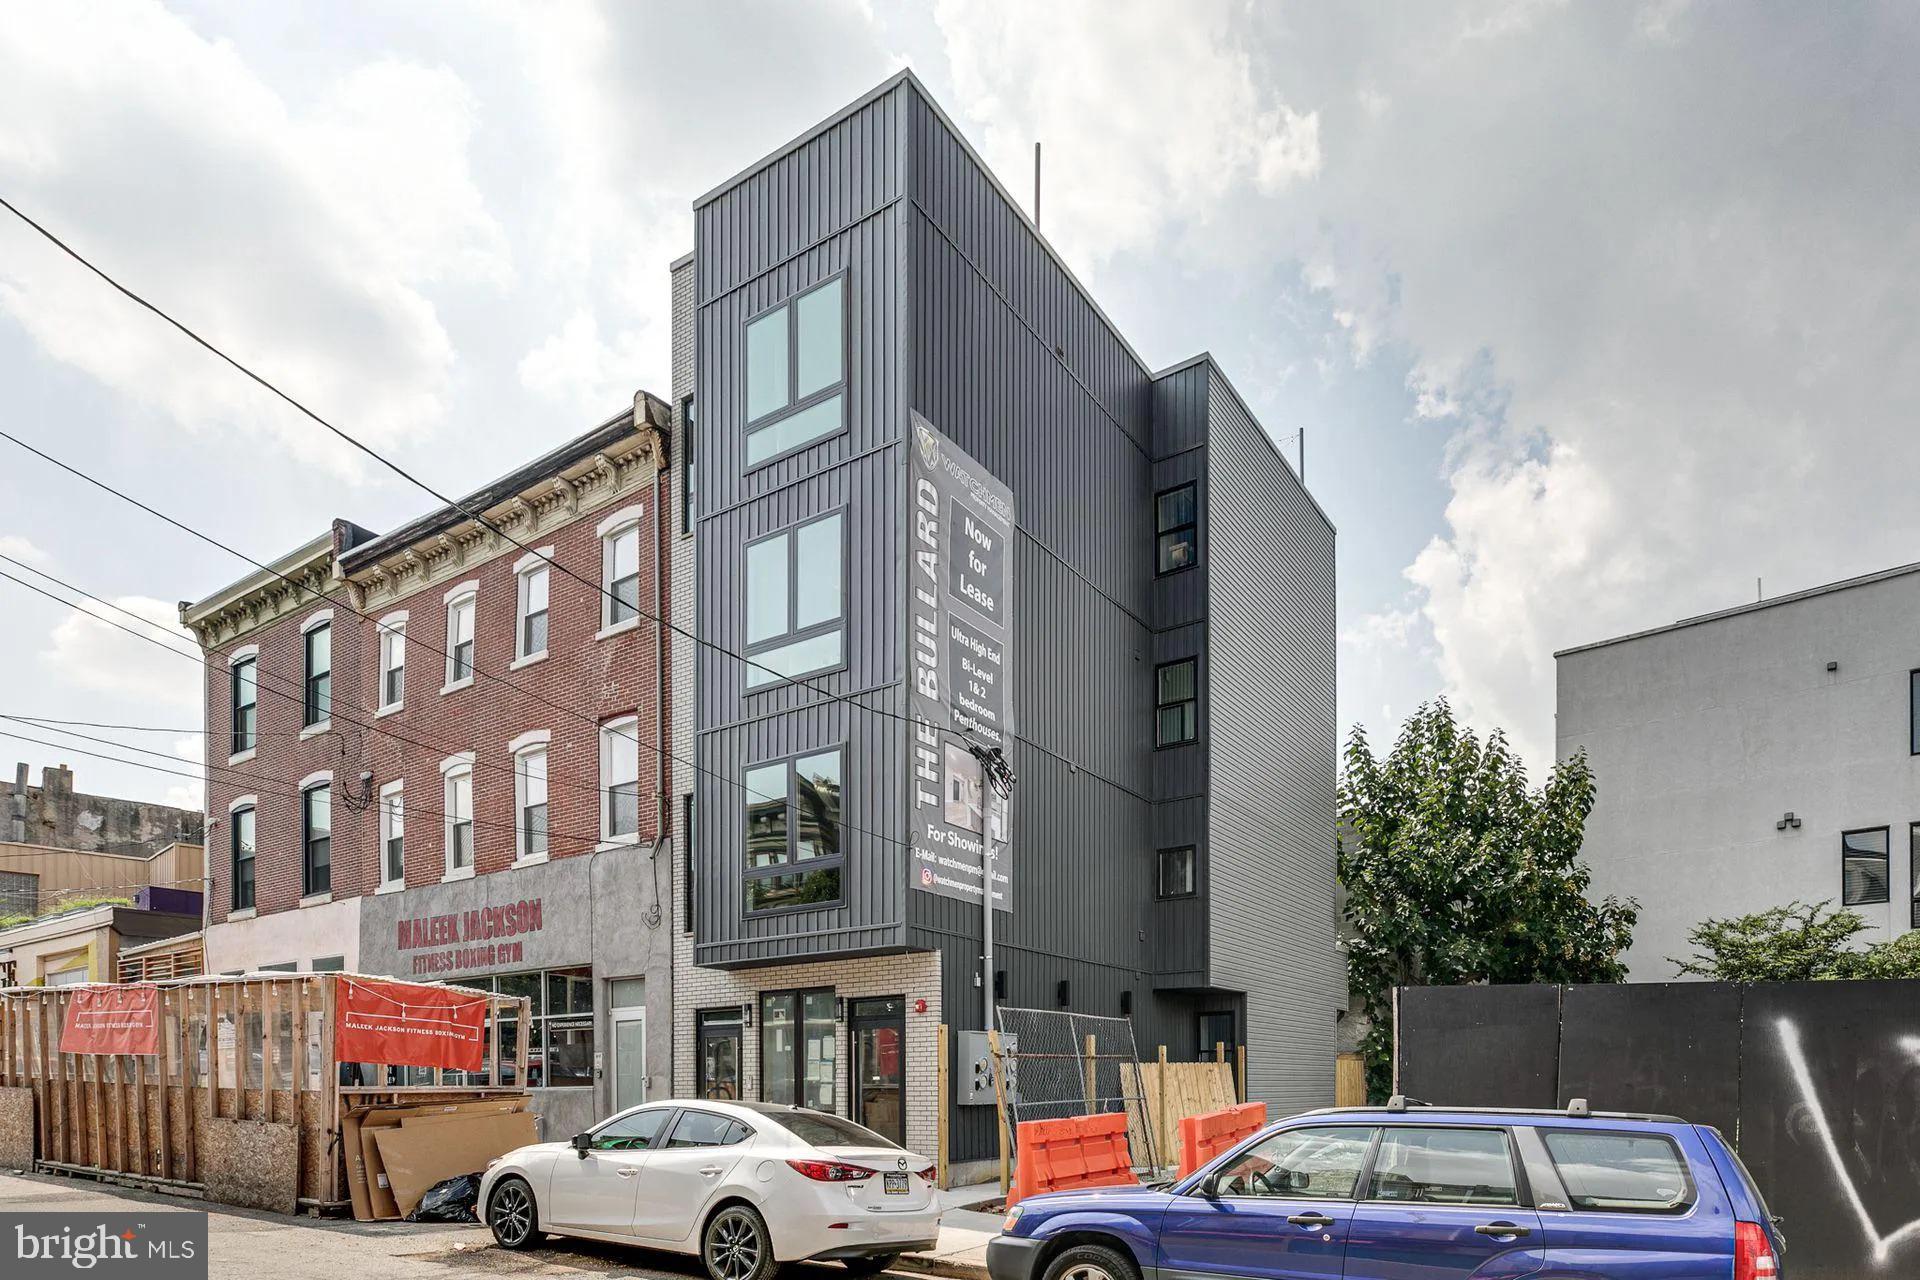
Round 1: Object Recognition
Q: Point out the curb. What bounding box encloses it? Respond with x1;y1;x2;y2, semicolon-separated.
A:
893;1253;991;1280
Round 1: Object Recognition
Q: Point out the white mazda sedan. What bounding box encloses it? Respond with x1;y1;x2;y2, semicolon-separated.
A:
479;1100;941;1280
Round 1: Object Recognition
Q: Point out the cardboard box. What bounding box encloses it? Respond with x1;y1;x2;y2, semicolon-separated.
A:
346;1097;534;1221
374;1111;539;1217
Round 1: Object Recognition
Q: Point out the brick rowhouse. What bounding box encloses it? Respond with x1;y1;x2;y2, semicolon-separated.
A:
182;393;677;1137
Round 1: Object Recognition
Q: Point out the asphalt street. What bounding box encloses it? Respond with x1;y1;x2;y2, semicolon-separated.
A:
0;1171;884;1280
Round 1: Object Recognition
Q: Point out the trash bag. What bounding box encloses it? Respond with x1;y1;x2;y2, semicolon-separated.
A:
406;1173;480;1223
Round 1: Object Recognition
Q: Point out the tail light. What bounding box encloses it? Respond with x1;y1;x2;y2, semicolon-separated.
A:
1735;1222;1778;1280
787;1159;876;1182
909;1162;936;1179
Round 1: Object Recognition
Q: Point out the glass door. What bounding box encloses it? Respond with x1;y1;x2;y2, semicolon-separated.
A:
698;1009;742;1100
852;996;905;1145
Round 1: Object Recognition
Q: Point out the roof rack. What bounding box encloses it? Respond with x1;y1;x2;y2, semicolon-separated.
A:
1310;1097;1685;1124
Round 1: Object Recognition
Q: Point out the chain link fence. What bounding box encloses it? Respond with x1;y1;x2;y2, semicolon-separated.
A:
994;1005;1161;1172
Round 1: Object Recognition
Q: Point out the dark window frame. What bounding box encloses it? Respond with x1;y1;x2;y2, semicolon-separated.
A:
743;508;848;691
1157;845;1197;899
1155;481;1199;576
680;395;696;535
230;656;257;756
682;793;696;933
1154;658;1200;748
446;591;476;685
696;1006;743;1101
380;624;405;708
381;785;405;887
743;271;850;471
1537;1127;1697;1215
758;986;837;1111
1208;1123;1380;1201
742;744;846;915
1843;825;1891;906
1911;669;1920;756
1912;823;1920;931
231;803;256;911
1357;1123;1528;1207
517;563;550;659
301;783;331;897
303;622;331;727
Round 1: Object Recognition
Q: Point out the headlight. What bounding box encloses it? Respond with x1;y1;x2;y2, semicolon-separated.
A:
1002;1204;1024;1233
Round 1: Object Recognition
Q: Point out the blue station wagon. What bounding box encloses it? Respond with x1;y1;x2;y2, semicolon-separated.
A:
987;1099;1783;1280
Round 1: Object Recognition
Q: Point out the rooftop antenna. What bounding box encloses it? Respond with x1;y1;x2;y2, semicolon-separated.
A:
1757;577;1763;602
1033;142;1041;229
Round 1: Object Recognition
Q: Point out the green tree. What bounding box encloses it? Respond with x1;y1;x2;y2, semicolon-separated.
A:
1672;899;1920;980
1338;700;1638;1101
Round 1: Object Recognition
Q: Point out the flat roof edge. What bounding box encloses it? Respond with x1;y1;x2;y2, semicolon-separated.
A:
1555;558;1920;658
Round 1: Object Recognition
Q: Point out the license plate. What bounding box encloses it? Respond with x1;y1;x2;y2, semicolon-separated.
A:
883;1172;909;1195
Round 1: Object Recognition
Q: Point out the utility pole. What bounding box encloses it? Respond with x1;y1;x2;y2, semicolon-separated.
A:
1033;142;1042;230
969;743;1017;1031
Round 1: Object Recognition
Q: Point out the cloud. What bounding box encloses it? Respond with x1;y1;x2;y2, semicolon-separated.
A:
0;535;48;566
163;734;204;811
39;595;199;713
0;1;508;475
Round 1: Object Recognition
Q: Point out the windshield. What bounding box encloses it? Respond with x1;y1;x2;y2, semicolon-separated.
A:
772;1110;899;1149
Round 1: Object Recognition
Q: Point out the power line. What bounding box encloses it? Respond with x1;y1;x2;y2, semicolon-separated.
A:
0;195;919;734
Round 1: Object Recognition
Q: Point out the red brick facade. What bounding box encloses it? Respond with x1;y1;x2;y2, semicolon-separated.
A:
194;425;673;929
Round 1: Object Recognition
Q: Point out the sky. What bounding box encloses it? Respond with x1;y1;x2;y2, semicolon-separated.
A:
2;0;1919;810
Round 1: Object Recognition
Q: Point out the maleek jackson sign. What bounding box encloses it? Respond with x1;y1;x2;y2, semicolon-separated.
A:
907;413;1014;909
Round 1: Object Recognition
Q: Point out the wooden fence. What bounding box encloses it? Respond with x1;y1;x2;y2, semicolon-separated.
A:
0;975;528;1211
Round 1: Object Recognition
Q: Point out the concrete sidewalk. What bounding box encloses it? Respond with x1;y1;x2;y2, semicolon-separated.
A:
893;1185;1002;1280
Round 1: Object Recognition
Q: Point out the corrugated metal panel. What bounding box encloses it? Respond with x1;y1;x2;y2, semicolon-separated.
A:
1203;364;1339;1114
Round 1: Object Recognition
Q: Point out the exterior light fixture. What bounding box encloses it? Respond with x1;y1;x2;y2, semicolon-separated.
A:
1776;812;1803;831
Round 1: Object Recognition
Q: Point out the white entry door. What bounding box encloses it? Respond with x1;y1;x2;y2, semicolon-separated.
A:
613;1009;646;1111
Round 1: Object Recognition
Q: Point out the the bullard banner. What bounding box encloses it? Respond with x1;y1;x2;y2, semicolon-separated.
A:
907;412;1014;910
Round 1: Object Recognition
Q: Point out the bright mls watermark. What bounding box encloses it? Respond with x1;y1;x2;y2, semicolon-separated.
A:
4;1213;206;1278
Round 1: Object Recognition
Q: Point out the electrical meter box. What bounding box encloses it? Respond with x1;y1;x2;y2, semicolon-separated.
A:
957;1030;1018;1106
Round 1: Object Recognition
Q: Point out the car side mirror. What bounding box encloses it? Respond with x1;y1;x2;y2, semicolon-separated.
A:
1195;1173;1220;1198
571;1133;592;1157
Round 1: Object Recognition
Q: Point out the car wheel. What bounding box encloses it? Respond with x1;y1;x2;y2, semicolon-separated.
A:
487;1176;543;1250
841;1253;901;1276
1041;1242;1138;1280
703;1203;777;1280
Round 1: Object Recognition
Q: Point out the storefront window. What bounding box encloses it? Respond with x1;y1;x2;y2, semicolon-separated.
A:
395;966;596;1090
760;988;835;1112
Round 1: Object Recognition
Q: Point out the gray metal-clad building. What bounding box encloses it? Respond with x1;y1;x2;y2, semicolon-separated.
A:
672;71;1337;1172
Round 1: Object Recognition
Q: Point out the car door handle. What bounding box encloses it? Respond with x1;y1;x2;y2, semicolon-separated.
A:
700;1166;724;1177
1286;1213;1335;1228
1475;1222;1531;1238
616;1167;641;1179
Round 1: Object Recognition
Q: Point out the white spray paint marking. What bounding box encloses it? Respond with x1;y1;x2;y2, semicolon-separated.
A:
1899;1035;1920;1066
1777;1018;1920;1266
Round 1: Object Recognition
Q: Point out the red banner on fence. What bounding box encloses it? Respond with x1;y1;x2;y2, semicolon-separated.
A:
60;984;160;1056
334;976;488;1072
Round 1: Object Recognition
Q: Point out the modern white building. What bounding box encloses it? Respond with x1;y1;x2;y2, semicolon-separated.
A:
1557;560;1920;979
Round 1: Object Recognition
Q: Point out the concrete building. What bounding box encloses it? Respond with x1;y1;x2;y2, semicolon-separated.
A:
4;761;203;855
0;838;204;920
0;894;201;987
1558;560;1920;979
181;397;678;1139
671;72;1338;1175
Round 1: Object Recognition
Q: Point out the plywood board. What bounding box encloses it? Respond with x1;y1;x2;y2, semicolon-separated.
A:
202;1118;298;1213
373;1111;537;1217
0;1086;34;1168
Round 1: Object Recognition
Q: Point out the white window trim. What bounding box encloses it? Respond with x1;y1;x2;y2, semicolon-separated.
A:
227;646;260;762
443;582;479;693
378;609;409;715
299;770;333;792
514;548;554;664
598;505;646;634
598;714;642;849
441;751;476;882
300;614;333;735
226;908;256;922
299;720;331;740
378;779;406;893
228;793;258;814
511;731;552;865
300;609;333;634
299;891;333;907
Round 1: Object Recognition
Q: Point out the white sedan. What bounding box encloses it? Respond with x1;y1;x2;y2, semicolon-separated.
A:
479;1099;941;1280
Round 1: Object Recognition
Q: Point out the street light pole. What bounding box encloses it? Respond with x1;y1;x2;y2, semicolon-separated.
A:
968;744;1016;1034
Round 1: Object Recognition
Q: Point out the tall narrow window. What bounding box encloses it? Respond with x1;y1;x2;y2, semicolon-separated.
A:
680;396;696;534
516;554;551;661
1156;482;1198;574
516;744;549;861
760;989;836;1110
601;508;644;631
1157;845;1196;898
302;783;331;896
303;622;331;727
744;276;846;466
1155;659;1199;747
601;716;640;842
380;782;405;890
1911;824;1920;930
744;511;844;689
444;757;474;875
1911;669;1920;755
445;587;476;687
379;615;407;711
231;803;256;911
682;793;696;933
744;748;843;912
230;655;257;756
1843;827;1890;906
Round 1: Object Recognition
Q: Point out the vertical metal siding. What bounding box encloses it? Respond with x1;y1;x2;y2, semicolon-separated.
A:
1203;368;1339;1114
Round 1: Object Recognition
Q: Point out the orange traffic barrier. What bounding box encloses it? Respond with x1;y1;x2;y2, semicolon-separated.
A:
1008;1112;1139;1205
1177;1101;1269;1178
